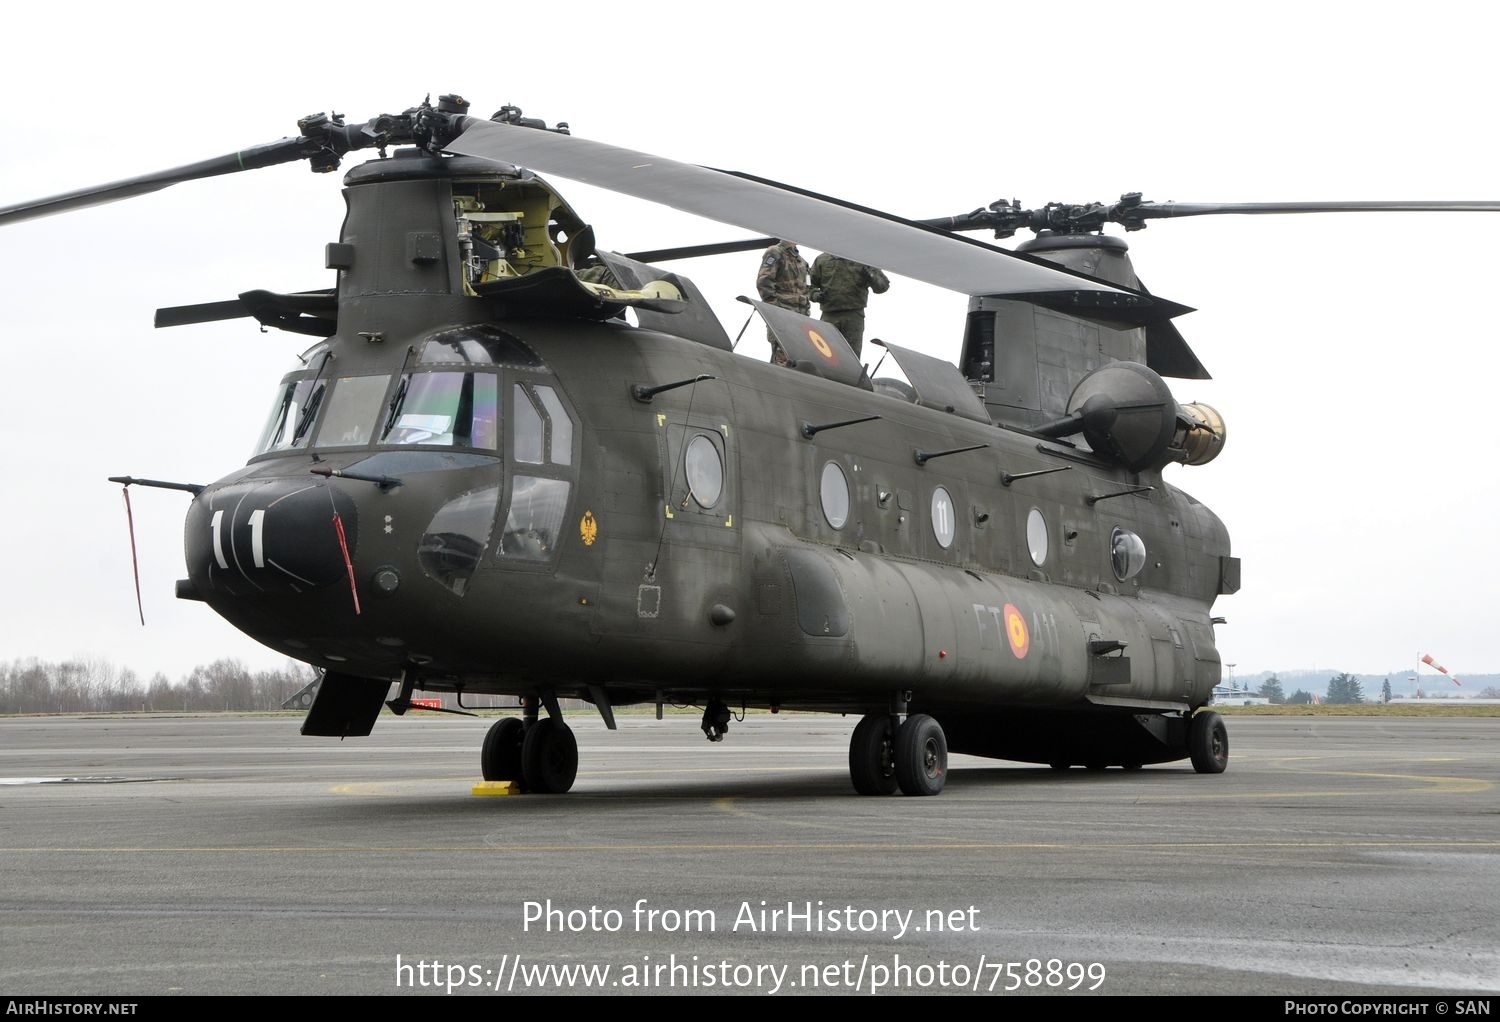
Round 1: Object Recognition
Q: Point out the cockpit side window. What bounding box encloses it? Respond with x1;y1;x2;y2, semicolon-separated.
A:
497;380;578;565
512;382;575;467
513;384;545;464
257;376;323;455
534;385;573;466
500;477;570;562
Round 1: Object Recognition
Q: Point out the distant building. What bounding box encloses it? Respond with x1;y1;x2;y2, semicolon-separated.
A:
1208;684;1270;706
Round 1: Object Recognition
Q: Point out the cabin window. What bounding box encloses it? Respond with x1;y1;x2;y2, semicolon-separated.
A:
382;372;499;450
1027;507;1049;566
315;375;392;448
931;487;956;549
501;476;570;560
1111;527;1147;581
662;423;732;526
820;462;850;529
685;434;724;509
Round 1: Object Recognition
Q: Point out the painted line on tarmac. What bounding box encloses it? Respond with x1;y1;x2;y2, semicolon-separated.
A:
1;839;1497;854
0;776;173;785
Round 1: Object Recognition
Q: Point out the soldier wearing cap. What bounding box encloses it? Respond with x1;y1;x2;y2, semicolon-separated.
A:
810;254;890;356
756;239;810;366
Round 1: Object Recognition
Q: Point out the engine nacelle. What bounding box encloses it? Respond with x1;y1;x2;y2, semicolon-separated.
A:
1173;401;1226;466
1047;362;1227;471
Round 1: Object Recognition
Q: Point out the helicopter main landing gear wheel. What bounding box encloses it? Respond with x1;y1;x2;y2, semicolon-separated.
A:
1188;710;1228;774
481;717;526;785
893;713;948;796
521;717;579;794
849;714;899;796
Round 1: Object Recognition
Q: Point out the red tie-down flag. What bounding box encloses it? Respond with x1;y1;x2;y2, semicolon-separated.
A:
1419;654;1462;687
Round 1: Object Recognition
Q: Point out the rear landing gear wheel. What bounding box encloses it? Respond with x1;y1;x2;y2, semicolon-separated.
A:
894;713;947;796
481;717;525;785
1189;710;1229;774
522;717;579;794
849;714;898;795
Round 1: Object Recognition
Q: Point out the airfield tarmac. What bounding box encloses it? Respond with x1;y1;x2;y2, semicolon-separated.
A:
0;712;1495;997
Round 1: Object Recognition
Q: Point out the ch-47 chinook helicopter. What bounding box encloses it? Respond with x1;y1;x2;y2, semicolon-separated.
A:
5;95;1494;797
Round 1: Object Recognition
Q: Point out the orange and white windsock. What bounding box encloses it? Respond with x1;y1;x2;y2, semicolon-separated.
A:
1419;653;1463;687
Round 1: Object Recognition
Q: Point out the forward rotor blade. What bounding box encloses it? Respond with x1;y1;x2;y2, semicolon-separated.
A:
628;236;775;262
445;120;1139;300
0;137;314;227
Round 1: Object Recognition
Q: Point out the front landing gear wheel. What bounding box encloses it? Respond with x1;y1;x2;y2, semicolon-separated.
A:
1188;710;1229;774
522;717;579;793
481;717;525;784
894;713;947;796
849;714;898;795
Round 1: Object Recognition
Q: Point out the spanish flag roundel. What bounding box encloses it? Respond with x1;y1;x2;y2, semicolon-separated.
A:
806;327;835;361
1004;603;1029;659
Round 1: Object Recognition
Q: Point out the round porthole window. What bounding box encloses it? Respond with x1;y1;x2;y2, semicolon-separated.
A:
931;487;955;549
684;434;723;508
1111;527;1147;580
820;461;850;529
1027;507;1049;566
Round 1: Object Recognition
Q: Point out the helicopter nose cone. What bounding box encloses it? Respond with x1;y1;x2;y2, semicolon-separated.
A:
186;478;358;596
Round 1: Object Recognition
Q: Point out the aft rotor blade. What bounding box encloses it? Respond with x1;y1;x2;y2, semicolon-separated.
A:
0;137;315;226
445;119;1139;300
1140;200;1500;219
628;213;1022;262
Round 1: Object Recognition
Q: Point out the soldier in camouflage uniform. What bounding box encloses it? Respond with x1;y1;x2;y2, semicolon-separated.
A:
575;257;619;287
810;254;890;357
756;239;810;365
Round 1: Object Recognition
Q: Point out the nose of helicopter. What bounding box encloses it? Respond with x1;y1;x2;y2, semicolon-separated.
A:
185;477;359;597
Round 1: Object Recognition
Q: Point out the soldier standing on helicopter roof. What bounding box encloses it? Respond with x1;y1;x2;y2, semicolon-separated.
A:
756;239;810;366
810;253;889;357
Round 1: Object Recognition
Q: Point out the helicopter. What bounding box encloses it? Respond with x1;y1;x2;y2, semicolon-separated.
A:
5;95;1493;796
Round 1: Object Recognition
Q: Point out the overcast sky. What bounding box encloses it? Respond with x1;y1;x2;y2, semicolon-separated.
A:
1;1;1495;682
